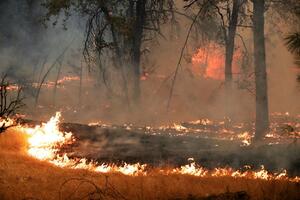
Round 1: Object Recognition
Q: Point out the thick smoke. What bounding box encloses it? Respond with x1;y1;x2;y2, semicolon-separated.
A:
0;0;299;125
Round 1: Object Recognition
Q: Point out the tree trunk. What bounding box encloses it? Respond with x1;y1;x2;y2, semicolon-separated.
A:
225;0;240;85
253;0;269;140
102;6;131;108
224;0;240;119
131;0;146;104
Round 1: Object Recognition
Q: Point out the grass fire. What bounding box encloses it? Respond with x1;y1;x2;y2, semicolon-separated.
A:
0;0;300;200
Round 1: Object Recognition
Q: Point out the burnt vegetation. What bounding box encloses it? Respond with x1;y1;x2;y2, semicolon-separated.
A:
0;75;24;132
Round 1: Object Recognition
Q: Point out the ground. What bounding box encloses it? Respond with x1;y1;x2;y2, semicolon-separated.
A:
0;128;299;200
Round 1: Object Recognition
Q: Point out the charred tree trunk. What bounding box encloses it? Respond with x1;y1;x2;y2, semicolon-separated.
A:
225;0;240;119
131;0;146;104
102;6;131;109
225;0;240;87
253;0;269;140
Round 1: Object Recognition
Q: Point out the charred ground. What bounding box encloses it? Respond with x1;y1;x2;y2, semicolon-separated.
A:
20;113;300;176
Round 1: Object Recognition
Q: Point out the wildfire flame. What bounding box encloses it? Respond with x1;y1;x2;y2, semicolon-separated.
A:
0;117;15;128
191;43;241;80
170;162;293;181
20;113;145;176
23;112;73;160
8;112;299;181
6;75;81;91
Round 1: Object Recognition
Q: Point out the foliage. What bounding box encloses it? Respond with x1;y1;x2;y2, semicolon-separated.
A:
42;0;175;102
42;0;174;65
285;32;300;82
285;32;300;56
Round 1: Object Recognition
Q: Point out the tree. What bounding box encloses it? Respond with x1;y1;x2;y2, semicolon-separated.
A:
253;0;269;140
0;75;24;133
43;0;175;107
183;0;249;118
222;0;245;119
224;0;241;88
286;32;300;68
277;0;300;81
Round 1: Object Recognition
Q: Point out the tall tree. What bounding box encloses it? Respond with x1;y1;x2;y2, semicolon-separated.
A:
130;0;146;103
253;0;269;140
43;0;174;107
223;0;244;119
183;0;247;118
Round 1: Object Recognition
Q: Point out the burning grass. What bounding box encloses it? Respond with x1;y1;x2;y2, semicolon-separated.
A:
0;139;299;200
0;114;300;199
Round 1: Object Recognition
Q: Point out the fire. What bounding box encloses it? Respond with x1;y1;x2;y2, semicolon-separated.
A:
4;75;81;92
5;112;298;181
19;112;145;176
170;162;295;181
0;117;15;128
23;112;73;160
57;75;80;84
6;84;20;91
237;132;252;146
191;43;241;80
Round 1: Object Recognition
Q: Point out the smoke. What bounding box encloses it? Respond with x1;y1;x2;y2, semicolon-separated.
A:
0;1;299;177
0;1;298;125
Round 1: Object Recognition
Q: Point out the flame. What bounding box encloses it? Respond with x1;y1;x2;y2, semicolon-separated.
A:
57;75;80;84
7;112;298;182
191;43;241;80
20;112;145;176
22;112;73;160
6;84;20;91
169;162;296;181
5;75;81;92
237;132;252;146
0;117;15;128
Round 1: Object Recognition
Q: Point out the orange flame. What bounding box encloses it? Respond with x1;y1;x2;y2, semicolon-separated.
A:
191;43;241;80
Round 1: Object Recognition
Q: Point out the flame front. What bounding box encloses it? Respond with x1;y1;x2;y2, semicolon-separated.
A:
14;113;299;181
20;112;145;176
23;112;73;160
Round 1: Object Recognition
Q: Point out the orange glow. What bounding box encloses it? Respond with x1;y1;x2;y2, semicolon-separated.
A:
191;43;241;80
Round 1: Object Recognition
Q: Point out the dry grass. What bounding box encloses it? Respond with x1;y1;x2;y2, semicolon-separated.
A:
0;129;299;200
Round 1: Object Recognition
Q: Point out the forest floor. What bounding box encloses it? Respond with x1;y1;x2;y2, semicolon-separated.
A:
0;115;300;200
0;121;300;200
21;113;300;175
62;121;300;175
